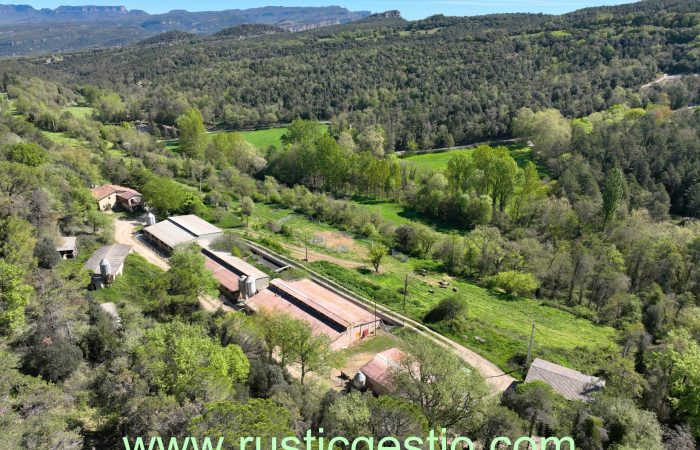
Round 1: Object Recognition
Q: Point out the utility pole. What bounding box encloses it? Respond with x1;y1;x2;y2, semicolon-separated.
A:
374;298;377;335
304;233;308;261
402;274;409;315
526;321;535;368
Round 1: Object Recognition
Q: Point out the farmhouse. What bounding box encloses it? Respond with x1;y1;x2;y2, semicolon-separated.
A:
356;347;406;394
201;248;270;301
91;184;143;212
55;236;77;259
143;215;223;255
245;278;381;350
84;243;132;289
525;358;605;401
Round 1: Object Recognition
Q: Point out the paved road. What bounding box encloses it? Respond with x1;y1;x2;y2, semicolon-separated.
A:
112;214;233;313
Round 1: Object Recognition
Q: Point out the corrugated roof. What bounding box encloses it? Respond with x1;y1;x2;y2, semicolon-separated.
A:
143;220;197;249
359;348;405;389
168;215;222;237
525;358;605;401
83;244;132;275
272;279;377;326
55;236;77;252
246;289;343;342
204;256;241;293
204;249;268;281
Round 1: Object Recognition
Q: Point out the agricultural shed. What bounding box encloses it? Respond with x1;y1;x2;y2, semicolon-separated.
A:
55;236;77;259
358;348;406;394
245;278;381;350
143;215;222;254
525;358;605;401
84;244;132;289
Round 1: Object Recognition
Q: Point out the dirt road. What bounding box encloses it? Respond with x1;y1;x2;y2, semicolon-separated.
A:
112;214;234;313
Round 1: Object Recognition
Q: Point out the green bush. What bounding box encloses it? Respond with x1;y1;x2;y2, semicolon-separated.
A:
484;270;539;297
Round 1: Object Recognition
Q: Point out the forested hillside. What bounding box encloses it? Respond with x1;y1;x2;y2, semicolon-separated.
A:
1;0;700;448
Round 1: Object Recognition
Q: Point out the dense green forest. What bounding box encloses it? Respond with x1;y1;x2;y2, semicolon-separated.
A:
1;0;700;448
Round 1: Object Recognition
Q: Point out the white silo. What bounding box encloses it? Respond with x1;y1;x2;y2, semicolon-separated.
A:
146;212;156;226
353;371;367;389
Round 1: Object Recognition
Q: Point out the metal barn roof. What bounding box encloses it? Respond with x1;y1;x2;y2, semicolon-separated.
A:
168;215;222;237
56;236;77;252
83;244;132;275
525;358;605;401
143;219;197;249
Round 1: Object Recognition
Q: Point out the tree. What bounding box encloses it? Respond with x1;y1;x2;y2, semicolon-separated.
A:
85;209;111;234
502;380;560;437
484;270;540;297
177;107;207;159
95;92;127;122
0;217;36;269
324;391;371;439
239;196;255;228
367;241;386;273
366;395;429;439
22;323;84;383
281;119;324;146
653;330;700;437
140;174;189;215
6;142;47;167
167;244;219;299
0;260;32;334
602;167;625;230
512;108;572;159
286;318;333;384
188;399;292;449
34;235;60;269
133;322;249;402
391;336;490;430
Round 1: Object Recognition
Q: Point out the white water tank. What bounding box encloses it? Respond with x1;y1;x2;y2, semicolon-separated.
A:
99;258;111;278
245;276;257;298
146;212;156;226
353;371;366;389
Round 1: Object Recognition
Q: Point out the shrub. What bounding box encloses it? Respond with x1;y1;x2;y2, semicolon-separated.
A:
484;271;539;297
34;236;60;269
424;293;468;323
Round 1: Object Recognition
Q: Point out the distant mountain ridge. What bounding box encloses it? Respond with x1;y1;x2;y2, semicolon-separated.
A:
0;4;371;56
0;4;147;22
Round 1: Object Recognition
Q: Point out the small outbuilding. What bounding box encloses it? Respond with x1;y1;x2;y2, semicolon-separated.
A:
356;348;406;394
91;185;143;212
84;244;132;289
525;358;605;401
55;236;77;259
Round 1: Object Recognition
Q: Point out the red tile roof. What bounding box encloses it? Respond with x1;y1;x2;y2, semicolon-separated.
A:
90;184;140;200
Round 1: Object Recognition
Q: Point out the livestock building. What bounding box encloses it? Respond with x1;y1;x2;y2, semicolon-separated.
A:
245;278;381;350
143;215;223;255
356;348;406;394
84;244;132;289
91;185;142;212
525;358;605;401
201;248;270;301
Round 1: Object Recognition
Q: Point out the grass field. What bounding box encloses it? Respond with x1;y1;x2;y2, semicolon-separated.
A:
42;130;86;148
61;106;94;120
234;202;618;377
402;145;542;175
163;124;330;154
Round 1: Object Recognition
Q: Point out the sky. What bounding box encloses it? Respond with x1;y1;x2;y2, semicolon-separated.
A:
21;1;638;20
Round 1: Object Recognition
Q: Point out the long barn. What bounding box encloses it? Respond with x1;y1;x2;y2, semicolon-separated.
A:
245;278;381;350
